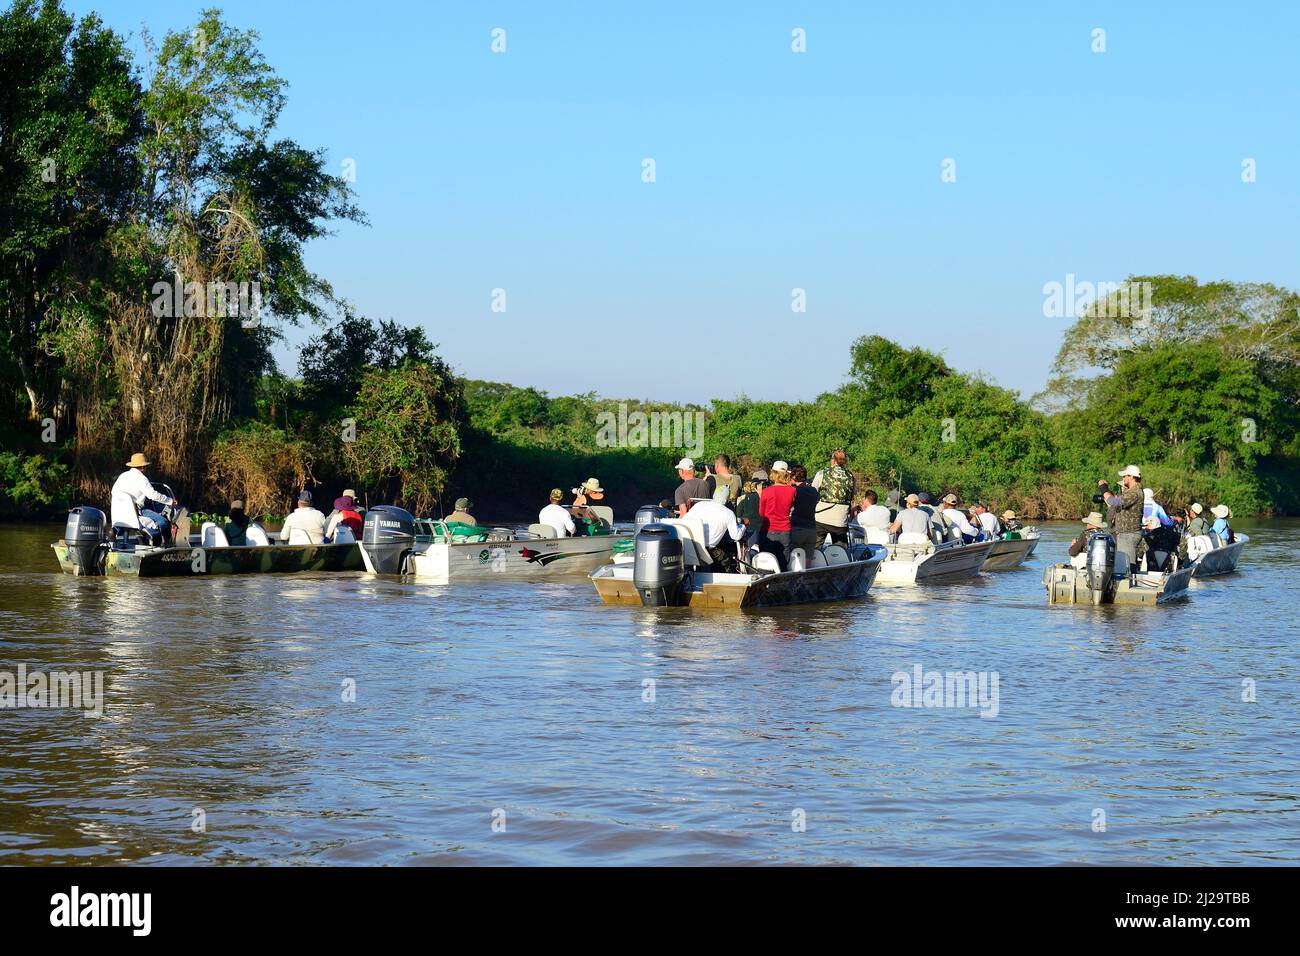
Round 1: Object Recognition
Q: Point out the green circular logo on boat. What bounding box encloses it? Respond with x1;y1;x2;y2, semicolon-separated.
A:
478;549;491;563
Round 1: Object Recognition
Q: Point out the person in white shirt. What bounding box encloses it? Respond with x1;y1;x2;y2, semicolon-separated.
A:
938;494;983;542
970;502;1001;537
279;490;327;544
855;490;892;532
686;497;744;564
110;453;175;530
539;488;576;538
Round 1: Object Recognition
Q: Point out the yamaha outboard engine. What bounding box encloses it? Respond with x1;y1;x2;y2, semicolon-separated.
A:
635;503;671;533
633;523;684;606
361;505;416;574
1085;531;1116;601
64;506;107;576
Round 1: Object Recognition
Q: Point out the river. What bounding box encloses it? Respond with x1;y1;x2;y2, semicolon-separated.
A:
0;519;1295;865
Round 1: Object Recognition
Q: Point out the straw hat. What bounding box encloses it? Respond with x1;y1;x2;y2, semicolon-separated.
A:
1001;509;1017;520
125;452;150;468
1083;512;1108;528
580;478;603;493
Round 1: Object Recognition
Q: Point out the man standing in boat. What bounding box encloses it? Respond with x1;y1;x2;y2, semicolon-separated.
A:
1100;465;1144;573
110;452;176;539
811;449;855;545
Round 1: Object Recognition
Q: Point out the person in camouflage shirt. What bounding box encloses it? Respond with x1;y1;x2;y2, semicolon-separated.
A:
811;449;856;545
1101;464;1144;573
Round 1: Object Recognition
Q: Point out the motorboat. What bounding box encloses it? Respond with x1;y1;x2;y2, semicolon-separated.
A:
590;517;887;609
1043;531;1193;605
852;526;992;585
1187;532;1248;577
358;505;632;581
980;530;1041;571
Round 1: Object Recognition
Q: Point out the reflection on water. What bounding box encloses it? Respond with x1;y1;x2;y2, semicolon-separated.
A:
0;520;1297;865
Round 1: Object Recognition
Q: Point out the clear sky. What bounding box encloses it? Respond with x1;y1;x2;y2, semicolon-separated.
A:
67;1;1300;404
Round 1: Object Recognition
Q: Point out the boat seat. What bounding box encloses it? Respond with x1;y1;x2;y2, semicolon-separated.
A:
662;517;711;566
1069;552;1088;569
528;523;557;539
1186;534;1214;560
898;531;930;546
808;548;829;568
821;544;850;566
787;547;807;572
245;524;270;547
287;527;311;545
752;551;782;574
200;522;229;548
332;526;356;544
587;505;614;527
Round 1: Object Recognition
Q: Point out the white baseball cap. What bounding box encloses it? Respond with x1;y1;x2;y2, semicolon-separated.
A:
771;460;789;473
1118;464;1142;478
1190;502;1203;514
674;458;695;471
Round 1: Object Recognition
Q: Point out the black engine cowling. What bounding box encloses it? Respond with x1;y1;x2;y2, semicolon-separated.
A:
64;506;107;576
361;505;416;574
633;523;684;606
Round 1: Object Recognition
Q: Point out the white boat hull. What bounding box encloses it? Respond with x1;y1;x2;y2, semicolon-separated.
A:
874;539;993;585
406;533;629;581
981;533;1040;571
1191;534;1247;577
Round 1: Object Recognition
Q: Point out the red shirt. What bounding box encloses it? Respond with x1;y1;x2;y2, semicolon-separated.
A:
338;510;363;535
759;484;796;532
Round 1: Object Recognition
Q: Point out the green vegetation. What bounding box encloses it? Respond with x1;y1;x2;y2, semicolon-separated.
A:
2;3;1297;521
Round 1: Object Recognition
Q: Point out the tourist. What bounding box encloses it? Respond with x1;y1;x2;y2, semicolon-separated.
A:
326;495;364;540
938;494;983;543
736;477;763;541
443;496;477;526
1185;503;1210;537
1067;512;1108;558
855;490;892;534
789;464;821;556
706;454;741;508
224;500;251;546
811;449;856;545
686;497;745;571
279;490;327;544
110;452;175;540
1000;509;1021;532
539;488;575;538
1101;465;1144;573
757;461;796;567
572;478;612;525
672;459;713;517
1210;504;1233;544
888;493;933;542
969;501;1001;537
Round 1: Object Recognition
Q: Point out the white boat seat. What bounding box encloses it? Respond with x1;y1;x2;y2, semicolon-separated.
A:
808;548;829;568
898;531;930;546
787;547;807;572
287;527;311;545
821;544;850;566
587;505;614;527
245;524;270;547
662;517;711;566
1186;534;1214;560
752;551;782;574
332;526;356;544
200;522;229;548
529;523;557;539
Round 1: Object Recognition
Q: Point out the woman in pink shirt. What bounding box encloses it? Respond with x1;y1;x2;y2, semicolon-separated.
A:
757;461;796;568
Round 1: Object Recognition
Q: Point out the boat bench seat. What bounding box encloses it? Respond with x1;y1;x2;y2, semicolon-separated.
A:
661;518;712;566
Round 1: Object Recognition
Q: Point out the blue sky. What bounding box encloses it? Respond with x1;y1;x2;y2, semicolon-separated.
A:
67;1;1300;404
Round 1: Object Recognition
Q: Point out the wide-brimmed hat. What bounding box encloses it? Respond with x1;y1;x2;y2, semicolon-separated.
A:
549;488;564;502
335;496;355;510
580;478;603;493
1083;512;1108;527
342;488;357;499
1210;504;1230;518
750;469;768;481
1118;464;1142;479
125;452;150;468
454;496;471;510
1190;502;1203;514
674;458;695;472
1001;509;1017;520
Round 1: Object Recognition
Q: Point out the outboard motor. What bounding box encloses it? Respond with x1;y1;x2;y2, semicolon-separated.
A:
360;505;416;574
1085;531;1116;598
64;506;107;576
632;523;685;606
635;503;671;533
